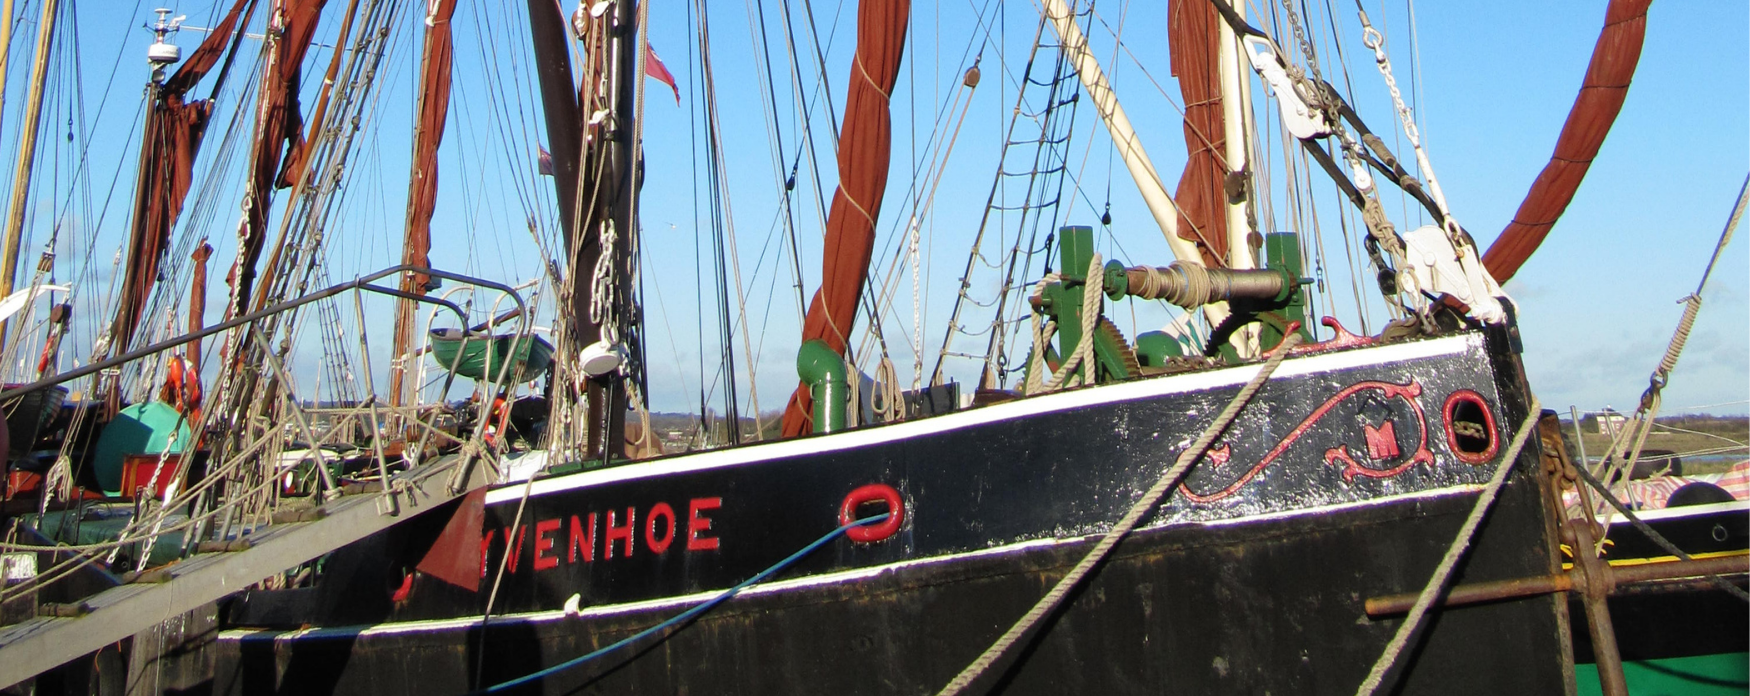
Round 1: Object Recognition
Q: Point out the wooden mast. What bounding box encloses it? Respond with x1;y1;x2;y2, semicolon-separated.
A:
525;0;638;459
0;0;59;344
1209;0;1259;355
1217;3;1255;271
0;0;18;138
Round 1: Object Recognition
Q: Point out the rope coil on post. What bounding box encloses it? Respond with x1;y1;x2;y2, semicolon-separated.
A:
1130;262;1215;308
1022;253;1105;395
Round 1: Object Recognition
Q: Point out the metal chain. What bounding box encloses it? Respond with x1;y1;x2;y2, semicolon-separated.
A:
1277;0;1326;90
1357;9;1458;238
1270;0;1420;306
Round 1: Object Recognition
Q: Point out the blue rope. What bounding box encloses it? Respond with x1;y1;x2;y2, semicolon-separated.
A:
478;513;891;693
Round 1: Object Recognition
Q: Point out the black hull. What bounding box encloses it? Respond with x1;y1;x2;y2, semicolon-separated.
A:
152;330;1575;694
1573;501;1749;665
207;486;1568;695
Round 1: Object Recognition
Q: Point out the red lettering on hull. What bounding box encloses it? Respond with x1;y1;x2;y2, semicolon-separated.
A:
646;502;676;554
569;513;596;563
605;507;636;559
688;497;721;551
479;529;496;579
484;498;724;575
506;525;528;573
533;519;561;571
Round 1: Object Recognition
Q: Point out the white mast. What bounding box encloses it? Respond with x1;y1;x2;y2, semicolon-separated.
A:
1218;6;1254;270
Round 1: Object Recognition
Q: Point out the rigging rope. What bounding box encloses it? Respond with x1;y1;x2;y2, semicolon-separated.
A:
938;330;1305;696
1593;176;1745;501
1571;459;1750;603
1355;7;1458;240
479;513;892;694
1353;397;1543;696
1021;251;1103;395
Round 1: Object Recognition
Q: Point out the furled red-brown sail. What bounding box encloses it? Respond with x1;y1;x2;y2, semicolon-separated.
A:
187;241;212;371
1482;0;1652;282
1167;0;1228;268
109;0;250;355
780;0;911;437
390;0;458;408
230;0;328;310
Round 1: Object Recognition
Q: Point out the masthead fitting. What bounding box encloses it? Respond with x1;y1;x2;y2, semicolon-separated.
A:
146;9;185;68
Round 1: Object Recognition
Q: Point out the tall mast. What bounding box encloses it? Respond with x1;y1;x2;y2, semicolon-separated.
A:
1041;0;1231;331
0;0;18;139
525;0;581;240
0;0;59;343
1214;0;1259;355
525;0;639;459
1217;4;1254;271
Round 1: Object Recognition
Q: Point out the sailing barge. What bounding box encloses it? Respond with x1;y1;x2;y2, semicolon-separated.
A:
0;0;1740;693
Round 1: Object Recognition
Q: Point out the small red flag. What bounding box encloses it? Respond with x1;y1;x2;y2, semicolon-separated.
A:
644;44;679;105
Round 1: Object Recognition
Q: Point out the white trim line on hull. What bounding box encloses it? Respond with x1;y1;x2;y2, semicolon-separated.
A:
221;483;1487;643
486;334;1479;505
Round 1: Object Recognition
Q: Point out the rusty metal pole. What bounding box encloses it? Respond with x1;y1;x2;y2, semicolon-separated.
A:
1568;520;1628;696
1363;554;1749;615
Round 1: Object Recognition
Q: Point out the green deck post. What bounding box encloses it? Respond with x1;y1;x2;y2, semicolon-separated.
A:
797;339;848;433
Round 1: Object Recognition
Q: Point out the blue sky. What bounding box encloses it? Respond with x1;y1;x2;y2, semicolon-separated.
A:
17;0;1749;420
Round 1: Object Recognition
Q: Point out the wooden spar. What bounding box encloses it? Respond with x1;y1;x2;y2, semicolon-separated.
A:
524;0;637;458
1040;0;1231;331
105;0;244;408
1217;5;1254;272
0;0;59;344
0;0;16;141
390;0;459;415
1042;0;1186;261
602;0;642;457
525;0;581;241
1481;0;1652;282
230;0;329;314
1215;0;1259;357
246;0;354;316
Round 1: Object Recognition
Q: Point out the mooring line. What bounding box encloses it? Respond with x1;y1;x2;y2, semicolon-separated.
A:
936;332;1305;696
476;512;890;694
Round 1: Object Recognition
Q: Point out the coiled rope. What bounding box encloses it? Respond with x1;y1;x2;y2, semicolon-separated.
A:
1129;261;1215;308
1354;396;1542;696
1022;253;1105;395
938;332;1304;696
